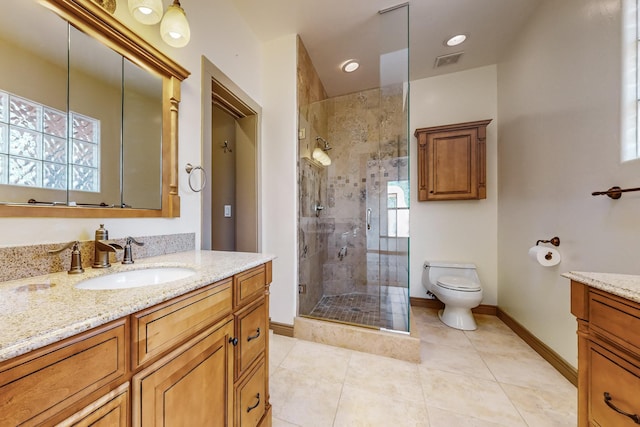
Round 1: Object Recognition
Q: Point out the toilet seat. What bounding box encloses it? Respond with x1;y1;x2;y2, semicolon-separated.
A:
436;275;481;292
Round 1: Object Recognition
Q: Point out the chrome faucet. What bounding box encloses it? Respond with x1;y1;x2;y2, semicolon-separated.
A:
92;224;123;268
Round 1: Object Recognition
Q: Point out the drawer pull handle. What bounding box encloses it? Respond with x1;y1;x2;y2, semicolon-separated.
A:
247;327;261;342
229;337;238;346
604;392;640;424
247;393;260;412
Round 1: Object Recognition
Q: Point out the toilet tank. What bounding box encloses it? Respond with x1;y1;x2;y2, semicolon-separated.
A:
423;261;480;286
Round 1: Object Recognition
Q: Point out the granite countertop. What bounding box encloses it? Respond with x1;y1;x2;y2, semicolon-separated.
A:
0;250;275;362
563;271;640;304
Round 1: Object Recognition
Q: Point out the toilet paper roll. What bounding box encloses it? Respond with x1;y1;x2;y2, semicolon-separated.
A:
528;246;561;267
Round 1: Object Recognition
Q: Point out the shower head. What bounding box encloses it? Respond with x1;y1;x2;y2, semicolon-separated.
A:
316;136;332;151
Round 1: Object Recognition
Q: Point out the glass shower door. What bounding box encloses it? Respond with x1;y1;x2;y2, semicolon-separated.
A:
296;3;410;333
371;2;410;332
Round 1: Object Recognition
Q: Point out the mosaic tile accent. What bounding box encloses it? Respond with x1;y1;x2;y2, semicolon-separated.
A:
0;232;195;282
307;285;409;330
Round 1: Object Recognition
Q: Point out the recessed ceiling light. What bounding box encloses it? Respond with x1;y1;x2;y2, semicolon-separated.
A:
445;34;467;47
341;60;360;73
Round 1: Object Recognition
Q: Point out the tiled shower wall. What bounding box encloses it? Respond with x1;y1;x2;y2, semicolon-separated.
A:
323;86;408;296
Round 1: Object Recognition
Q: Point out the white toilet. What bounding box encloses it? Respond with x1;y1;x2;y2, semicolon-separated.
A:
422;261;483;330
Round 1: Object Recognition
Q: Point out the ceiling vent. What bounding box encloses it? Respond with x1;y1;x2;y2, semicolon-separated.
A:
434;52;464;68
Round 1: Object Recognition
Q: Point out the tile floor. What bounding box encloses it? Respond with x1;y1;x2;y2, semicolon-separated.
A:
269;306;577;427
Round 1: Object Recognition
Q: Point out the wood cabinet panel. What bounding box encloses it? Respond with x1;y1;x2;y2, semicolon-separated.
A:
415;119;491;201
234;264;266;307
132;278;232;368
0;319;127;427
132;319;234;427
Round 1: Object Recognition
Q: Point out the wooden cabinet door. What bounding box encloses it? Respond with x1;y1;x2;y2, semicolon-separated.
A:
132;319;234;427
426;127;478;200
415;119;491;201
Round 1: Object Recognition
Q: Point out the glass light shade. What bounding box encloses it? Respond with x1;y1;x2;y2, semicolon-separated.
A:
312;148;331;166
128;0;163;25
160;1;191;48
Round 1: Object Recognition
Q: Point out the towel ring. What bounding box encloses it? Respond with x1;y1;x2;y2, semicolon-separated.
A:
185;163;207;192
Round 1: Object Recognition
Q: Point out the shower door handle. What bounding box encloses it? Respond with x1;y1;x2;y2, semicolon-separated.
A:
366;208;371;230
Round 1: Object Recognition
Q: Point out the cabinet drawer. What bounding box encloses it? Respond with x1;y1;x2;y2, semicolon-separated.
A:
236;299;267;379
236;359;266;427
0;319;127;427
588;342;640;426
56;382;129;427
590;291;640;355
234;264;266;308
132;279;232;368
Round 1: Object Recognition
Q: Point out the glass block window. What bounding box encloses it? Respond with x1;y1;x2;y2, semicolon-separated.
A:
0;90;100;192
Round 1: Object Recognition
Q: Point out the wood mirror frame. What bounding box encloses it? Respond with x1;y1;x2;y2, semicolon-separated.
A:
0;0;190;218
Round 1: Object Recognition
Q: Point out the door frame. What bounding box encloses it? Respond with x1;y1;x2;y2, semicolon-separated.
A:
201;56;262;251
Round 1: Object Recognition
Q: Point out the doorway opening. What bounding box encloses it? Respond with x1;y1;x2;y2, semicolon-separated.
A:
201;57;261;252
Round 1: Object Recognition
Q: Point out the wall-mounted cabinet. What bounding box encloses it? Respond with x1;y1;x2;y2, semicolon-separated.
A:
415;119;492;201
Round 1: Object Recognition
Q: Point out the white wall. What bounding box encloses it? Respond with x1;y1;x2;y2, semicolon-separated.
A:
261;34;299;325
1;0;262;249
498;0;640;368
409;65;499;305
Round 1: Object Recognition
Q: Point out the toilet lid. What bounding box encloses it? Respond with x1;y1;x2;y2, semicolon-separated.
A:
437;275;481;292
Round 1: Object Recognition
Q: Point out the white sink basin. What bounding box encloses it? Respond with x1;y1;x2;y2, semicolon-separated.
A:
76;267;196;290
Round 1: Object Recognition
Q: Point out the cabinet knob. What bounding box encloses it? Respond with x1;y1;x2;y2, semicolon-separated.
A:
229;337;238;346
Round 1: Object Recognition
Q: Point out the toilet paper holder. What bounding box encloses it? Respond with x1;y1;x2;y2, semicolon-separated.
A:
535;236;560;247
534;237;560;260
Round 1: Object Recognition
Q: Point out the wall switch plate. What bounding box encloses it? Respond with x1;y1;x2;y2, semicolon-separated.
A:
224;205;231;217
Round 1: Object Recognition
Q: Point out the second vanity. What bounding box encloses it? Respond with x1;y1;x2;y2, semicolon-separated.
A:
0;250;274;426
566;271;640;427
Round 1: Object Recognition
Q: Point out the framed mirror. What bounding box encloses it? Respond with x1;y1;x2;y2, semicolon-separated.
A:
0;0;189;217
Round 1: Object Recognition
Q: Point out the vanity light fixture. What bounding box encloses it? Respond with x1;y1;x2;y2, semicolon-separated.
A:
341;59;360;73
128;0;163;25
160;0;191;48
445;34;467;47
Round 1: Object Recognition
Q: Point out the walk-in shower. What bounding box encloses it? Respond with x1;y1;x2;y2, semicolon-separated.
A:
297;4;410;332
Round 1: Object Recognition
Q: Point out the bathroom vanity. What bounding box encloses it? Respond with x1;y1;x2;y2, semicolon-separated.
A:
567;272;640;427
0;251;274;426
